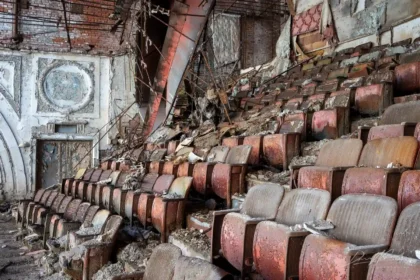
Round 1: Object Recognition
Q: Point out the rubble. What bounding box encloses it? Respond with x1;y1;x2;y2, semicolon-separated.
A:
301;140;331;157
122;164;146;190
44;272;72;280
190;210;213;225
170;229;211;258
75;225;102;236
117;238;160;271
246;170;291;185
290;155;317;166
92;262;125;280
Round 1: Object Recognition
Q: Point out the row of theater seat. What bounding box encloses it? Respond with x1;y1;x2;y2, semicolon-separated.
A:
18;189;123;279
63;168;195;242
110;243;233;280
211;184;420;280
293;135;419;204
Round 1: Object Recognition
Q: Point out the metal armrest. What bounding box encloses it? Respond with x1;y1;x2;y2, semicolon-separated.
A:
211;209;241;260
288;230;311;237
161;197;185;202
245;217;272;225
330;166;354;171
213;209;241;216
382;167;408;173
290;164;314;170
345;244;388;256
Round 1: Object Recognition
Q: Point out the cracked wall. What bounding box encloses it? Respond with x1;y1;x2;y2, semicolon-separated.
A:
0;49;136;199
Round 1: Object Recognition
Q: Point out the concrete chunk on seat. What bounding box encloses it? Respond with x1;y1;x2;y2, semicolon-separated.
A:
297;139;363;199
60;215;123;280
367;202;420;280
342;137;418;199
299;194;397;280
212;184;285;276
173;256;233;280
253;188;331;280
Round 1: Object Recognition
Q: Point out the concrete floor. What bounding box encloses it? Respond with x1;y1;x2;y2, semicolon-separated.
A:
0;213;43;280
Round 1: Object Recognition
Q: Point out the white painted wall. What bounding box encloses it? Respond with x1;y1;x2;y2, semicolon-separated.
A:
0;49;136;199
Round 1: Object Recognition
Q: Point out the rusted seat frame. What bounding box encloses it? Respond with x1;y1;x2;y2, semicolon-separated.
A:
137;175;175;227
151;177;193;242
211;185;285;277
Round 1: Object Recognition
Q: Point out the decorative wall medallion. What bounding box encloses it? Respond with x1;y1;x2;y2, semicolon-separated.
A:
0;56;22;118
37;59;95;114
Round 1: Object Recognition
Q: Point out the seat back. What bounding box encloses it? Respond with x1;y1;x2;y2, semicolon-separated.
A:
172;256;233;280
240;184;285;218
358;136;418;168
98;170;113;182
101;215;123;243
168;176;193;198
315;139;363;167
115;172;129;188
275;188;331;226
40;190;52;205
326;194;397;246
51;193;66;212
225;145;252;165
82;169;95;181
82;205;100;227
63;199;82;221
90;169;103;182
57;196;73;214
109;171;121;185
389;202;420;258
33;189;46;203
74;168;86;180
149;149;167;161
380;100;420;125
144;244;182;280
75;202;90;223
45;191;58;207
89;209;110;229
207;146;230;163
152;174;175;194
398;170;420;212
140;173;159;193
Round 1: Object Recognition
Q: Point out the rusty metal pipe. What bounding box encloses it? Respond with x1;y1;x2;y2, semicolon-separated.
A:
12;0;19;42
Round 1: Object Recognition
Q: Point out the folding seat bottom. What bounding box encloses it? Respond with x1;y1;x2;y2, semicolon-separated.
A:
220;213;259;273
342;167;401;199
299;234;354;280
254;221;304;280
367;252;420;280
298;166;346;200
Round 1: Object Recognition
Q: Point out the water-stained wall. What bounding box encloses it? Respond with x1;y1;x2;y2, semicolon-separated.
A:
0;50;136;199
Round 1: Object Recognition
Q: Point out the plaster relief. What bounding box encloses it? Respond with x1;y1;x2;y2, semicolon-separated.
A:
37;59;95;114
0;56;22;118
0;112;27;198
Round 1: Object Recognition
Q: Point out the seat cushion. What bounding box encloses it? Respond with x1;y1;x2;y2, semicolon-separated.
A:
299;234;354;280
254;221;296;280
367;252;420;280
221;213;260;271
342;167;390;196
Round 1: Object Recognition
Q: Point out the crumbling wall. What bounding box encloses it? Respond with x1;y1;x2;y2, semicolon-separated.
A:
0;0;138;55
0;49;135;199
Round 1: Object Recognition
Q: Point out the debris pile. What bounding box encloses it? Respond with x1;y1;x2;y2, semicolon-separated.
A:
190;210;213;225
117;239;160;271
170;229;211;258
122;164;146;190
92;262;125;280
246;170;291;185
